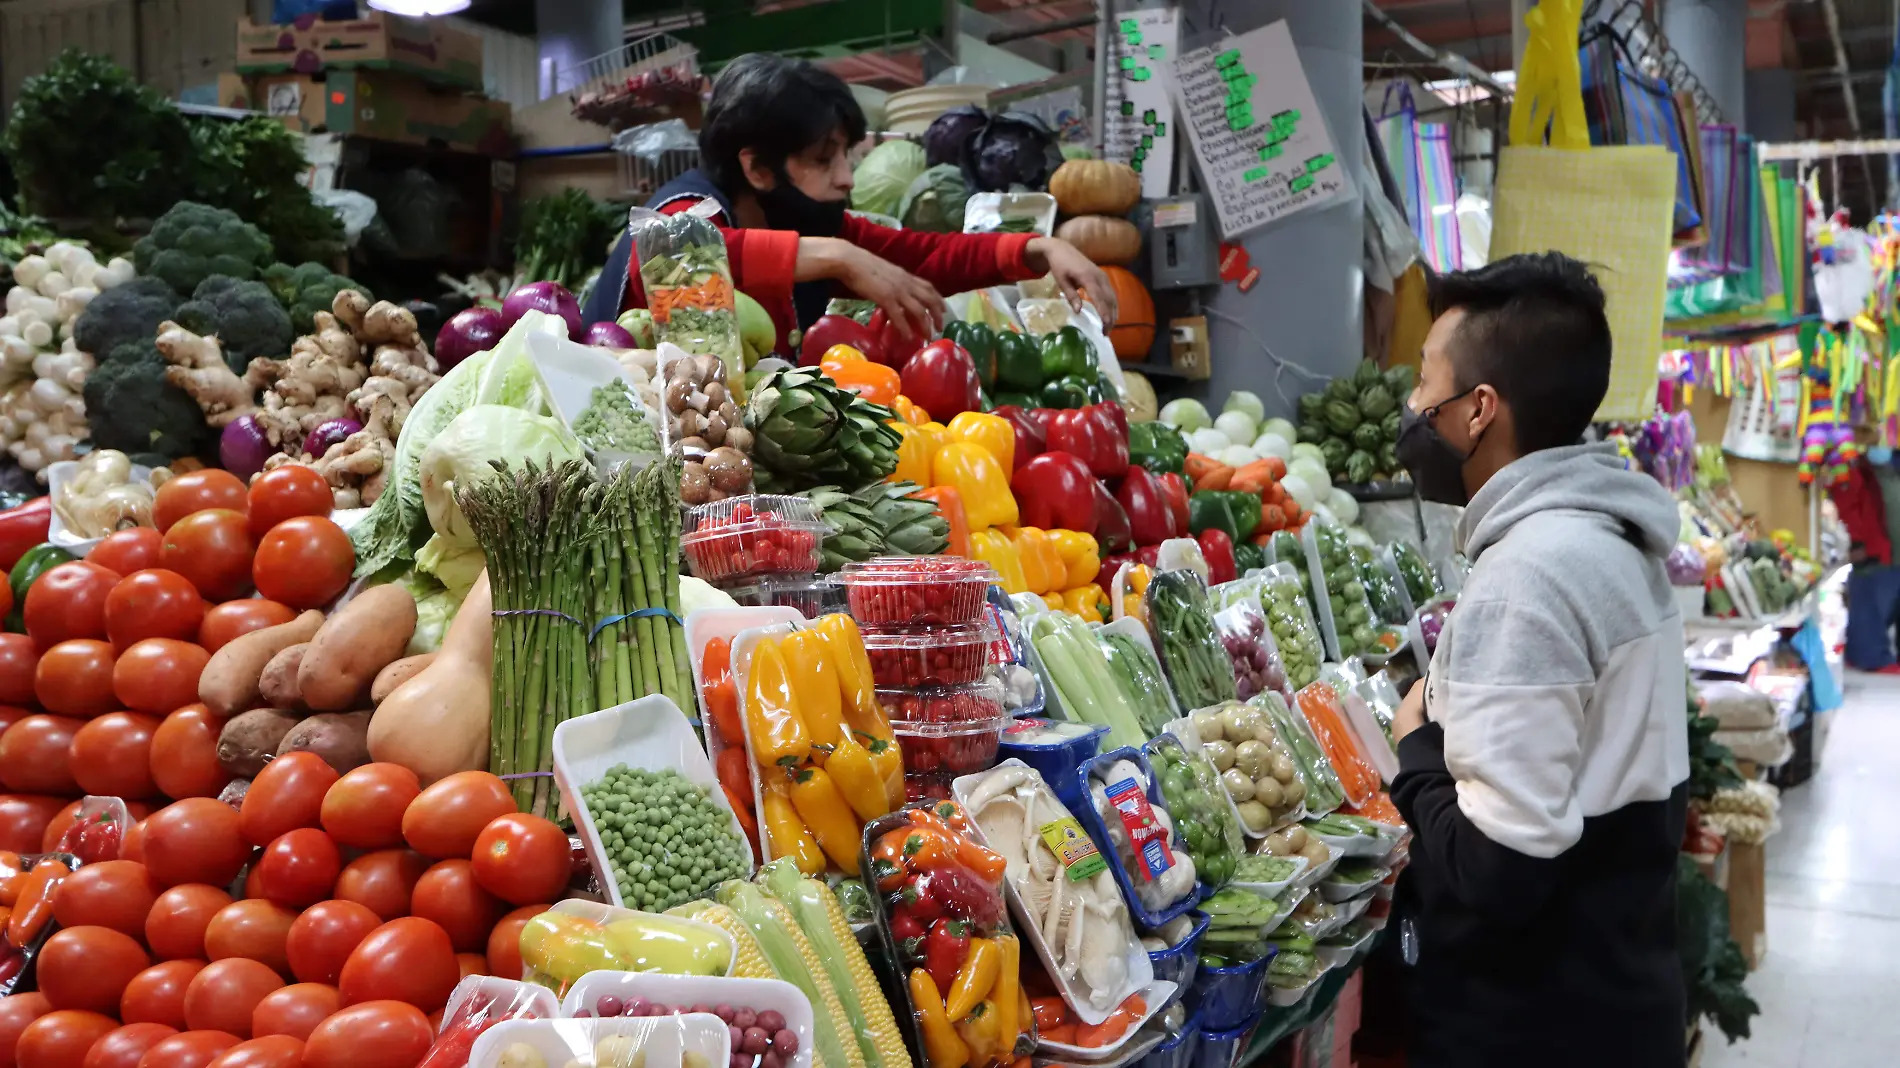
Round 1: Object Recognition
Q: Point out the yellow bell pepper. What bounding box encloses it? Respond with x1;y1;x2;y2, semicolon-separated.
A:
1062;585;1108;623
763;779;826;875
892;422;937;486
824;344;866;363
1008;527;1065;596
778;630;843;753
825;730;891;822
946;411;1014;475
968;529;1027;594
894;394;931;426
788;765;862;873
1047;530;1100;589
1041;593;1064;611
932;442;1017;530
744;638;810;770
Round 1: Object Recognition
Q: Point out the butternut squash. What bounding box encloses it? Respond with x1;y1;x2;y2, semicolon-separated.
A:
367;571;492;785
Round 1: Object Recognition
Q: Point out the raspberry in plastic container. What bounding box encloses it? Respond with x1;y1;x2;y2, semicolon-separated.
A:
723;574;844;618
894;716;1007;781
863;621;996;687
879;677;1006;724
838;556;995;625
682;495;825;582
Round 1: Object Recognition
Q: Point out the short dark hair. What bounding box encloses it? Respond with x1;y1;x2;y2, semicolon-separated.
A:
1428;252;1611;453
699;54;866;194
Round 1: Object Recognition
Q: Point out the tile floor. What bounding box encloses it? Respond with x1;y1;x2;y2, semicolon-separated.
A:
1702;671;1900;1067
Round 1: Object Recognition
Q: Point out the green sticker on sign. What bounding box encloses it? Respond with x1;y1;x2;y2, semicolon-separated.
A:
1154;122;1166;136
1260;144;1283;161
1141;134;1154;148
1290;175;1314;193
1120;56;1136;70
1119;17;1137;32
1148;44;1165;59
1143;109;1156;124
1243;166;1271;183
1121;101;1135;116
1306;154;1334;173
1216;49;1241;68
1129;68;1151;82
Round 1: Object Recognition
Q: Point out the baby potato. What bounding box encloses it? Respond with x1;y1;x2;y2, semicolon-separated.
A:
1253;776;1285;810
1234;739;1272;779
1270;753;1298;783
1221;768;1255;802
1205;739;1237;772
594;1037;646;1068
1284;825;1309;852
497;1044;548;1068
1282;776;1306;804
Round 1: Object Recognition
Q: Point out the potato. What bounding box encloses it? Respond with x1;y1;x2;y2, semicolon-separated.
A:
278;711;373;774
496;1044;547;1068
1299;838;1330;865
371;653;436;705
1284;825;1308;852
298;585;418;711
1254;776;1285;810
199;611;325;717
258;643;308;711
217;708;302;777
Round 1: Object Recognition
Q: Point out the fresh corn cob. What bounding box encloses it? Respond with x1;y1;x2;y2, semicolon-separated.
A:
758;861;912;1068
719;880;868;1068
669;900;777;980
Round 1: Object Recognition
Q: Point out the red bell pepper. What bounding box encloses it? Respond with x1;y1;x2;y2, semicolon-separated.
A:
1097;400;1129;440
1136;544;1162;568
1157;472;1191;534
0;497;50;573
1044;404;1129;478
1091;479;1132;554
1095;552;1137;589
901;340;982;421
1198;528;1238;585
799;314;882;366
1117;467;1178;547
868;308;926;368
1010;452;1097;533
989;406;1046;471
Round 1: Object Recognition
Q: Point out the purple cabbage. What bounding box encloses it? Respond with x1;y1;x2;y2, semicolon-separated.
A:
501;281;583;338
219;415;273;481
966;110;1063;192
580;321;638;349
1665;544;1708;588
303;418;362;460
435;306;506;371
923;105;988;168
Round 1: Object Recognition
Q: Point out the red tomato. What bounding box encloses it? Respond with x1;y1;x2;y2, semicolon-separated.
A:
470;813;571;905
105;571;207;651
14;1009;117;1068
34;639;116;718
88;529;165;578
0;707;29;738
0;991;50;1068
52;860;159;938
154;472;249;533
82;1022;178;1068
0;794;67;853
238;753;337;847
485;904;549;980
0;635;38;704
111;640;207;717
333;850;429;921
23;561;120;649
36;926;150;1013
182;959;283;1038
0;715;82;793
454;952;485;980
69;712;161;799
401;772;516;859
300;1000;432;1068
410;860;503;953
250;829;340;911
121;819;146;863
246;468;332;541
149;706;232;801
121;960;206;1028
336;917;458;1012
203;1035;302;1068
319;764;418;851
250;518;352;610
133;1029;241;1068
248;983;339;1042
160;512;254;602
195;602;294;655
142;800;249;889
145;885;233;961
202;900;296;978
284;900;381;986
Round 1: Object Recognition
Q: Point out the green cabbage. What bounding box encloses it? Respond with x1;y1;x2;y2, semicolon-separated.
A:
1160;397;1212;433
851;140;928;217
397;570;467;654
898;164;969;233
1222;390;1265;424
418;404;583;587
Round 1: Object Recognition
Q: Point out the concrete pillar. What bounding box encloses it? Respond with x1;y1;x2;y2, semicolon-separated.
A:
537;0;622;96
1744;69;1798;142
1662;0;1747;129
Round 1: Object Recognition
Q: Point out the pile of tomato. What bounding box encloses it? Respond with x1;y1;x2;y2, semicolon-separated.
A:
0;762;574;1068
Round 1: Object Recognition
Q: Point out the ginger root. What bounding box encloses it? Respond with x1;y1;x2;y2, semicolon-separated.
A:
156;322;254;428
313;428;394;508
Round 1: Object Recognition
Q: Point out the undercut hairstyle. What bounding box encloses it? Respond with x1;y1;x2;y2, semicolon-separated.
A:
699;54;867;194
1428;252;1612;454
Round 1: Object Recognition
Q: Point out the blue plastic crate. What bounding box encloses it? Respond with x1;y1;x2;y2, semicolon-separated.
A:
998;719;1108;809
1135;1007;1202;1068
1193;1021;1254;1068
1186;952;1270;1031
1071;747;1202;929
1147;910;1210;993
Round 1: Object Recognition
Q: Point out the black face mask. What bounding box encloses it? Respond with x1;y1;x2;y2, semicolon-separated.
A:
1396;387;1479;506
756;169;847;237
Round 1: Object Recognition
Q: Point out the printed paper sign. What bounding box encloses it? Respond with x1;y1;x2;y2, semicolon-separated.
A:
1102;7;1178;198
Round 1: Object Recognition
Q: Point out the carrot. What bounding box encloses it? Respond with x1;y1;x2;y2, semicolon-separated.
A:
1182;453;1224;482
1262;480;1286;505
1029;997;1068;1031
1297;683;1380;804
1193;466;1234;492
1259;504;1287;532
1228;459;1275;495
1044;1024;1078;1045
1262;456;1287;481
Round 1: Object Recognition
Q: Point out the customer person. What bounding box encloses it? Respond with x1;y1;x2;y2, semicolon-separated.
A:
1389;252;1690;1067
581;54;1113;357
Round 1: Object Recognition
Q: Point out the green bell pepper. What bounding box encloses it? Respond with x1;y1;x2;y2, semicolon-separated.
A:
1040;375;1094;409
1188;491;1240;542
992;390;1038;410
943;321;997;390
1039;325;1092;381
1128;422;1189;476
1235;540;1267;574
1212;490;1261;541
8;542;72;631
995;331;1042;392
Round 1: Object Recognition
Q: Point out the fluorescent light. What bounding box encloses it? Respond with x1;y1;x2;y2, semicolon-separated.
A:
368;0;471;14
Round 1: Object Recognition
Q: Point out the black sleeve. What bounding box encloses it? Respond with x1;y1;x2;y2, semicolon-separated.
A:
1391;722;1563;925
581;233;634;326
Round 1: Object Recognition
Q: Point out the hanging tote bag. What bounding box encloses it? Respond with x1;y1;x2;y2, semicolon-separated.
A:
1672;91;1710;245
1373;82;1424;239
1414;122;1464;272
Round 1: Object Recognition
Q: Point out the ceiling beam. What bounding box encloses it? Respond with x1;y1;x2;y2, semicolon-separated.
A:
1366;10;1515;51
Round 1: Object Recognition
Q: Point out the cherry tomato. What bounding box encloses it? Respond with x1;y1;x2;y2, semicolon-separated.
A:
401;772;516;859
133;1029;241;1068
0;635;38;705
0;714;82;794
470;813;571;905
337;917;459;1011
319;764;418;851
149;706;232;801
154;472;249;533
239;753;337;847
69;712;161;799
121;960;205;1028
14;1009;117;1068
87;529;165;578
333;850;429;921
250;829;340;912
104;570;207;652
485;903;550;980
250;518;352;610
203;1035;303;1068
82;1022;178;1068
34;640;116;719
145;884;233;961
202;900;296;978
0;991;50;1068
196;602;294;655
410;859;503;953
284;900;380;986
52;860;159;938
36;926;150;1014
142;800;250;889
300;1000;432;1068
182;959;283;1038
246;467;332;541
161;511;254;602
0;794;67;853
23;561;120;649
248;983;339;1042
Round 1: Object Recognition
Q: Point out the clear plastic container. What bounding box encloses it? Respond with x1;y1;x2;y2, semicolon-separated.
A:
863;621;996;687
720;574;843;618
838;556;996;625
1142;729;1245;893
879;677;1006;724
998;718;1109;810
893;715;1008;780
682;495;824;582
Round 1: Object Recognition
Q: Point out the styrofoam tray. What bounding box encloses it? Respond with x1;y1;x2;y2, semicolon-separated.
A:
1314;926;1375;969
1288;843;1338;890
560;973;815;1068
469;1011;730;1068
1096;616;1184;725
1305;829;1382;860
1228;854;1308;899
438;974;562;1034
729;619;807;870
551;696;754;908
1035;1029;1165;1068
45;457;155;556
953;759;1155;1026
1266;975;1318;1008
1318;866;1387;903
1334;686;1398;784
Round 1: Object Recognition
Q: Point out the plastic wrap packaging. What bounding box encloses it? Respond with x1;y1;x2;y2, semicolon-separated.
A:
1697;680;1777;731
657;346;755;505
1353;544;1411;626
1351;673;1404;756
1142;570;1238;713
469;1011;731;1068
1184;702;1306;839
1026;611;1146;749
1665;543;1709;588
52;795;130;864
1291;682;1380;807
1257;564;1323;691
1212;602;1291;705
517;903;734;998
1407;594;1456;667
629;208;746;399
0;852;77;994
1301;518;1395;660
1712;726;1794;767
420;976;561;1068
1249;690;1346;817
682;496;825;582
1142;725;1244;891
1094;624;1182;737
1387;540;1440;607
1077;748;1201;927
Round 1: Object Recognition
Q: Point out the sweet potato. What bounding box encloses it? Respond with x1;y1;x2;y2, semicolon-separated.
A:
278;712;372;774
371;654;436;705
258;643;308;711
199;611;325;717
217;708;301;777
298;585;418;711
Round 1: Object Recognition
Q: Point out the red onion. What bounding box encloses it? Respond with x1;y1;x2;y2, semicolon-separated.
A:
435;306;506;371
219;415;273;481
303;418;362;460
580;321;638;349
501;281;582;339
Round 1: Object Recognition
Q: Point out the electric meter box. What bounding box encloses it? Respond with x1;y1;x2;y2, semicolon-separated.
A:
1145;194;1219;289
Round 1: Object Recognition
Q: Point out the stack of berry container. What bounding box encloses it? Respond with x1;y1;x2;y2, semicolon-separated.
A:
836;556;1008;801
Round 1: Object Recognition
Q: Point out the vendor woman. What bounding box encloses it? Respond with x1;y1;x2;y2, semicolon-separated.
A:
581;53;1116;354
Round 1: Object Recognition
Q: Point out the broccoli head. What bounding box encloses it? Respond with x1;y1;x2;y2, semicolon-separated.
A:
72;276;180;358
262;261;369;334
174;275;292;372
133;202;273;295
82;341;210;460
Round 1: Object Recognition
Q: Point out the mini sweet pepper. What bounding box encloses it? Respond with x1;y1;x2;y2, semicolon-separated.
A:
744;638;811;769
946;411;1015;474
933;442;1018;530
822;357;901;405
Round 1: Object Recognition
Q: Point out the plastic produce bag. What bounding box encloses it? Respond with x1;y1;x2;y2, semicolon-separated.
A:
1301;518;1388;660
1213;601;1292;705
1353;544;1410;626
1094;626;1180;735
1258;563;1323;690
628;208;746;399
1292;682;1380;807
420;976;558;1068
1186;701;1308;837
1388;540;1440;607
1083;751;1200;923
1250;691;1346;817
1143;722;1245;889
1352;673;1404;756
1143;569;1238;712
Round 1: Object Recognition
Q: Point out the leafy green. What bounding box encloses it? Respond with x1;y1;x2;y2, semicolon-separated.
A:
851;140;928;217
518;189;623;292
1677;853;1759;1041
188;116;344;264
4;49;192;222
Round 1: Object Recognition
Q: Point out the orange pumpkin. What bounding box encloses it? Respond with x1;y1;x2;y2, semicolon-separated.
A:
1088;266;1155;358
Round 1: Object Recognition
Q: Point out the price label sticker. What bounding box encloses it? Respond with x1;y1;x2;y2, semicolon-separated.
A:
1038;817;1107;882
1105;776;1175;882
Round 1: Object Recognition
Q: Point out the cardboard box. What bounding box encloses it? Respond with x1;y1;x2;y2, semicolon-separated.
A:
222;70;512;157
1728;839;1766;970
236;13;483;90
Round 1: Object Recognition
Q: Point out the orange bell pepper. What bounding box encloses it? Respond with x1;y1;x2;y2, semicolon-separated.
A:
894;394;932;425
916;486;972;558
1007;527;1064;595
1062;585;1108;623
824;344;867;363
823;358;901;405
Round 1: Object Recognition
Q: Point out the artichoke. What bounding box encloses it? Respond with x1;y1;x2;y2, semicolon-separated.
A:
1323;377;1358;405
1296;422;1327;445
1381;409;1401;438
1320;437;1352;473
1384;364;1417;395
1322;399;1361;436
1380;441;1400;471
805;485;885;570
1297;392;1326;423
1353;360;1385;389
1346;449;1377;484
1359;385;1396;419
1351;422;1384;453
860;480;949;555
747;368;903;492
